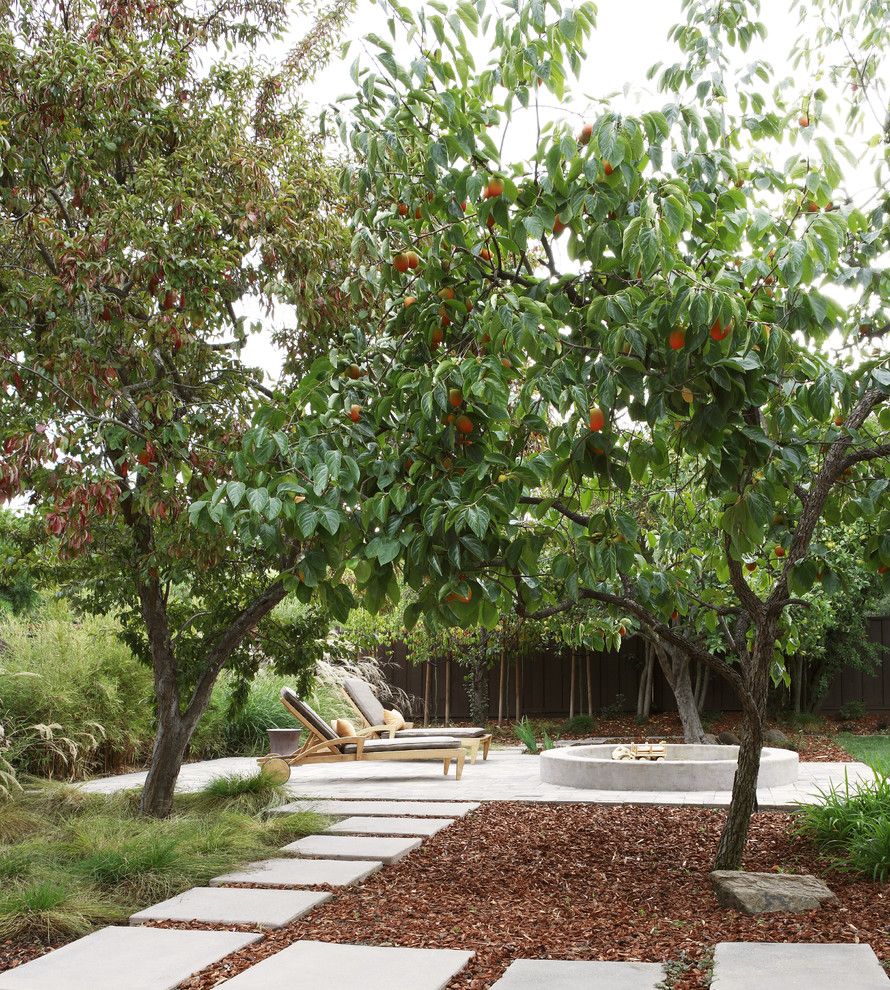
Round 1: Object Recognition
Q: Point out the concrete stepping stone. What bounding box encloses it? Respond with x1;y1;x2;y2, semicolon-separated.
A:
216;939;473;989
210;857;381;887
273;799;479;817
281;834;421;864
0;925;259;990
130;887;330;928
326;815;454;837
490;959;665;989
713;942;890;989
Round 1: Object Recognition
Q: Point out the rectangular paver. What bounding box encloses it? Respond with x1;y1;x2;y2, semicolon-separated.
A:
712;942;890;989
273;799;480;817
0;926;259;990
210;857;381;887
490;959;665;989
130;887;331;928
281;834;421;864
326;815;454;837
217;939;473;989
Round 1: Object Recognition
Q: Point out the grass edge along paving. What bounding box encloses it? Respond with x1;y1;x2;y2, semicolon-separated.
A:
0;770;326;946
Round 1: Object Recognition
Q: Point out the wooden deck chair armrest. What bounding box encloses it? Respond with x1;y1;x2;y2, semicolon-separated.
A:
356;724;390;738
318;734;366;756
300;737;350;759
403;722;415;729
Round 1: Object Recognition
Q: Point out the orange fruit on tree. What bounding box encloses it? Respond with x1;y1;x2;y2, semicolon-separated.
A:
448;387;463;408
479;248;492;261
681;387;694;403
405;251;420;269
710;319;730;341
393;253;410;273
486;214;496;230
484;177;504;198
578;123;593;146
438;306;451;327
348;404;361;423
347;364;361;380
431;327;444;348
438;287;455;300
588;405;605;432
746;562;757;572
668;328;686;350
553;215;566;235
603;161;614;176
455;414;473;435
774;545;786;558
798;114;809;127
403;296;417;308
834;415;845;426
397;202;409;216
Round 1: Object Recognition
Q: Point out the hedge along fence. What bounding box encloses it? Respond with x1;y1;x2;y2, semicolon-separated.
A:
379;616;890;723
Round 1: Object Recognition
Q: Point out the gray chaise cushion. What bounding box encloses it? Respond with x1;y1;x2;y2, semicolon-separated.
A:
390;727;487;738
343;678;387;726
281;687;338;741
342;736;463;754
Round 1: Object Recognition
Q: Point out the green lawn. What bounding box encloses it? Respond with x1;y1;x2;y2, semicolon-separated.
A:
838;734;890;774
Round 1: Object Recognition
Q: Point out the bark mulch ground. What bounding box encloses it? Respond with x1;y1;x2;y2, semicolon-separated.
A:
172;803;888;990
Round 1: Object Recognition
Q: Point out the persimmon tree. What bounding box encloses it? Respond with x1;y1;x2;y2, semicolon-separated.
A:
282;0;889;869
0;0;358;815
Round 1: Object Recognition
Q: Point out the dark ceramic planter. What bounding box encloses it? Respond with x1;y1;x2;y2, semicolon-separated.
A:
266;728;302;756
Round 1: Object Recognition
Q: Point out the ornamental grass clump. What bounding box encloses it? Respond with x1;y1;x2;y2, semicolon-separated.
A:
795;770;890;882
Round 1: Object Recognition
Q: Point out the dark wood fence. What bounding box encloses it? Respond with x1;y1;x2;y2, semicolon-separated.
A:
378;615;890;721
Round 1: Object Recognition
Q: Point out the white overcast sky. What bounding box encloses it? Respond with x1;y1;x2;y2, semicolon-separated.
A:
242;0;881;379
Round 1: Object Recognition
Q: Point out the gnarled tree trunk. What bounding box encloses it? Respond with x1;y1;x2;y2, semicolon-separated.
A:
654;642;705;743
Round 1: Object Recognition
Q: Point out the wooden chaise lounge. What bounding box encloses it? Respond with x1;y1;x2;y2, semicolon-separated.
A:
257;687;466;783
343;677;492;764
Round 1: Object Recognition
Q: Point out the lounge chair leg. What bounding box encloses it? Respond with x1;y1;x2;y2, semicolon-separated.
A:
482;737;491;760
443;757;450;776
455;750;465;781
469;739;479;765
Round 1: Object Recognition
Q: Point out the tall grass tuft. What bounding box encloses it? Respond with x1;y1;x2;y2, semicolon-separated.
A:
0;877;120;941
187;769;290;815
795;769;890;882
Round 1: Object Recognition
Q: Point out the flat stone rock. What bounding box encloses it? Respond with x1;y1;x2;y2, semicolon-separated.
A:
210;857;381;887
0;925;259;990
217;939;473;989
272;799;479;817
130;887;330;928
281;834;421;864
711;871;837;914
712;942;889;989
490;959;665;989
326;815;454;837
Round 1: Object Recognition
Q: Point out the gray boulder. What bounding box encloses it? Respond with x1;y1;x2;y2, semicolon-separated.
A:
710;871;836;914
702;733;720;745
764;728;794;749
717;730;741;746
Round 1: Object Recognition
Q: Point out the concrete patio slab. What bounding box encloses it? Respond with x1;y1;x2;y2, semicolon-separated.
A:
0;925;259;990
273;799;480;817
281;833;421;864
712;942;890;989
79;752;876;810
130;887;331;928
491;959;665;989
210;857;381;887
326;815;454;836
216;939;473;989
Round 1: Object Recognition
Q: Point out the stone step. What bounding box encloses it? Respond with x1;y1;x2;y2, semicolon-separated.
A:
325;815;454;837
712;942;890;989
490;959;665;989
216;939;473;989
0;926;260;990
210;856;381;888
281;834;421;864
273;799;479;817
130;887;330;928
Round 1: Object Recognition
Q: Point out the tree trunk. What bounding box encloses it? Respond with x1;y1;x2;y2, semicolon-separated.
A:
497;649;505;725
140;714;192;817
695;663;710;712
714;624;773;870
654;643;705;743
423;662;431;726
586;655;593;716
444;657;451;726
569;649;576;720
792;655;803;715
514;659;521;720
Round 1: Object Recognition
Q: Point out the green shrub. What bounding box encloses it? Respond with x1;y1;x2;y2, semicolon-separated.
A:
838;700;867;721
599;693;625;719
187;769;290;814
0;600;154;779
795;770;890;882
513;716;538;754
559;714;596;735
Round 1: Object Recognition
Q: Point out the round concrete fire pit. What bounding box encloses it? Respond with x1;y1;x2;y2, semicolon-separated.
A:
539;743;798;791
